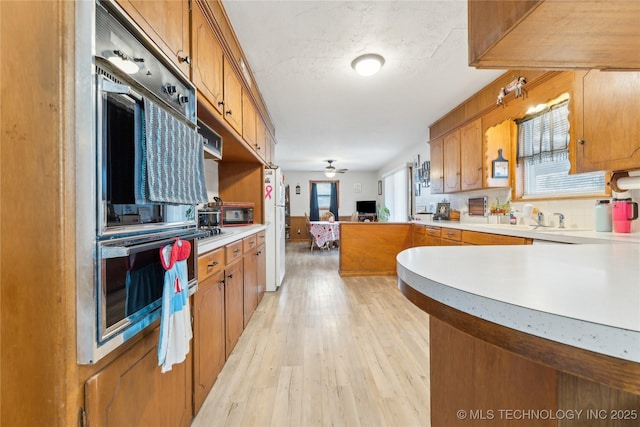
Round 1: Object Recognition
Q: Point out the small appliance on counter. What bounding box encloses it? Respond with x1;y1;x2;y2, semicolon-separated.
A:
433;202;451;220
612;196;638;233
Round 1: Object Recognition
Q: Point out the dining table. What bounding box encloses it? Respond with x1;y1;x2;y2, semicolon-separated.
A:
309;221;340;249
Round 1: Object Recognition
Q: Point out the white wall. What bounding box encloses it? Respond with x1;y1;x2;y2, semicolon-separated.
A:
203;158;219;203
283;170;378;217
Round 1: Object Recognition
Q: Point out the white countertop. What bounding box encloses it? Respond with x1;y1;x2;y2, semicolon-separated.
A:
196;224;266;254
397;244;640;363
411;219;640;245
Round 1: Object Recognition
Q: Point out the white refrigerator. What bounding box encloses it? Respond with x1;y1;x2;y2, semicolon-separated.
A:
264;168;286;291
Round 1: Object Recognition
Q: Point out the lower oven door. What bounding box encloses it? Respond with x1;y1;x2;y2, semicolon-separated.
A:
78;229;201;364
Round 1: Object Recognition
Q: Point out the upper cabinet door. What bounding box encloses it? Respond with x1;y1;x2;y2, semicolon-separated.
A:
574;70;640;173
115;0;190;77
443;130;461;193
468;1;640;70
460;119;483;191
223;57;243;134
191;3;224;115
429;138;444;194
242;91;257;148
255;116;267;162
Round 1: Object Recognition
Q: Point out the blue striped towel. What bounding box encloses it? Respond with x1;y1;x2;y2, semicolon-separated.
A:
142;98;208;205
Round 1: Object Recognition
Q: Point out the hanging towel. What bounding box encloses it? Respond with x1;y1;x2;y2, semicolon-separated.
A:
143;98;208;205
157;239;193;373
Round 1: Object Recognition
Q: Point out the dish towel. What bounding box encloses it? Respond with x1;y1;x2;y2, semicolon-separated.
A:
142;97;208;205
157;239;193;373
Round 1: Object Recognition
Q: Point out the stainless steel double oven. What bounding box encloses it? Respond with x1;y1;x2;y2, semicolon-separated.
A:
77;1;203;364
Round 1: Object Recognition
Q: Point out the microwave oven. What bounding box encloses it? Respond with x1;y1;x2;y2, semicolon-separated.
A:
220;203;254;226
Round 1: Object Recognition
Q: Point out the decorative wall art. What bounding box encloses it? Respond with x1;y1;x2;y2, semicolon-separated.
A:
414;154;421;196
496;76;527;107
421;160;430;187
492;149;509;178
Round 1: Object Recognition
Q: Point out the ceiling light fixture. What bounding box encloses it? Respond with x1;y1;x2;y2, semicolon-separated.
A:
351;53;385;77
324;166;336;178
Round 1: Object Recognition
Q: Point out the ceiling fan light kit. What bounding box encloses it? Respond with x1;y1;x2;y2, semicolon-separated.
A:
323;160;346;177
351;53;385;77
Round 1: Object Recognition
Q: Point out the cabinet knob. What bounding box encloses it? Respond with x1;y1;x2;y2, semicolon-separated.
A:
577;139;585;145
208;261;218;268
218;100;225;107
226;110;233;116
227;273;234;279
178;54;190;64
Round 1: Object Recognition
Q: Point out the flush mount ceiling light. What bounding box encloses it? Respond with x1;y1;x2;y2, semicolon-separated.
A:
351;53;385;77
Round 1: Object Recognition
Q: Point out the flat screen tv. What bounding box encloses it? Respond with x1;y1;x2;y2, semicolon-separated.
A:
356;200;376;214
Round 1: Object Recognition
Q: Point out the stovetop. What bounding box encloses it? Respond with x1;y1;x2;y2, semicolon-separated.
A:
198;226;224;239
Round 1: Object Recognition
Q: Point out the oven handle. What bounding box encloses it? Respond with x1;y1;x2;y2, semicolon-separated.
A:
100;230;206;259
101;78;143;102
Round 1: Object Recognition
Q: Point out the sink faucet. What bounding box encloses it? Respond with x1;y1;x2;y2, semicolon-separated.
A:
554;212;565;228
537;211;545;226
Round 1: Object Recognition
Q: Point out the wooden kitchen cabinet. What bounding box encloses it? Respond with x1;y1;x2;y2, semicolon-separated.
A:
468;1;640;70
256;231;266;304
443;130;461;193
462;230;531;246
255;116;268;162
429;138;444;194
85;327;192;427
460;119;483;191
224;242;244;358
413;224;441;247
193;248;226;414
573;70;640;173
242;234;259;327
440;228;462;246
484;119;514;189
242;91;257;148
115;0;190;77
191;2;224;116
223;56;243;134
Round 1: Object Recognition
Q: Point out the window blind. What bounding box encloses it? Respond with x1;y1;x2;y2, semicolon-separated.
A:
516;100;569;164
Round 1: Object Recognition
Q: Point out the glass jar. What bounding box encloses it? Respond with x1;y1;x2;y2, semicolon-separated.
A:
594;199;612;232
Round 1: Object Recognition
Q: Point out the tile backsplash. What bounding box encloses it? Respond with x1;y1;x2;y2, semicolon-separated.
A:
423;187;640;234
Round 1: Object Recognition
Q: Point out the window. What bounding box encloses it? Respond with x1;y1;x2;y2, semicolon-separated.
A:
383;166;410;222
516;98;605;197
314;182;333;209
309;180;339;221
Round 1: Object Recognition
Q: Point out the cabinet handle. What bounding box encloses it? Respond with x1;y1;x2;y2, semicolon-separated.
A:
208;261;218;268
178;54;190;64
226;110;233;116
234;248;240;254
577;139;585;145
218;100;225;107
220;278;226;285
227;273;234;279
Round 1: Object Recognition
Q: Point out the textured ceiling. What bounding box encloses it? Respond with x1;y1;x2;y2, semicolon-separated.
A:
222;0;505;173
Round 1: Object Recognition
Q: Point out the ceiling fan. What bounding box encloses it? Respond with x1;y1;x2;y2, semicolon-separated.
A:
318;160;348;177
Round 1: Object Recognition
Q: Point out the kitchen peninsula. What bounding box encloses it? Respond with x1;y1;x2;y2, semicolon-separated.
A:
397;244;640;426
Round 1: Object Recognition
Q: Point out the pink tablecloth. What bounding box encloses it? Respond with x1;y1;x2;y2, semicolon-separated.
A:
310;221;340;248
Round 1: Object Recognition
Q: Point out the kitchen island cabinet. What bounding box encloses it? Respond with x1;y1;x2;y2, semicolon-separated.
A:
398;244;640;426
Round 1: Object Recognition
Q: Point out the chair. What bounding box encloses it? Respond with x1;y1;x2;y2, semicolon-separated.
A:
322;211;335;222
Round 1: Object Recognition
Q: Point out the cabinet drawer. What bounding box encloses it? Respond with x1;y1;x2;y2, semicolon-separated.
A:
243;234;258;253
441;228;462;241
256;231;266;246
424;226;442;238
225;240;244;264
198;248;225;281
462;230;528;246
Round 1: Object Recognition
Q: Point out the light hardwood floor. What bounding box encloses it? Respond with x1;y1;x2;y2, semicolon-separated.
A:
192;242;431;426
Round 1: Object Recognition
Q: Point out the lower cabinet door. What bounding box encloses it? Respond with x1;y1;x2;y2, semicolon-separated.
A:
85;328;192;427
193;270;226;414
225;259;244;358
